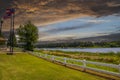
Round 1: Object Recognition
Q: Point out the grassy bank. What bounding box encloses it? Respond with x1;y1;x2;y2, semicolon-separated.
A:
0;53;107;80
37;50;120;64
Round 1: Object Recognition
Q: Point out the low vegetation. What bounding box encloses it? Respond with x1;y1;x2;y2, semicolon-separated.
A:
0;53;107;80
36;41;120;48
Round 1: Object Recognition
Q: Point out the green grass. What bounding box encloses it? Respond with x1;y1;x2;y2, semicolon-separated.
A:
13;47;23;52
0;53;107;80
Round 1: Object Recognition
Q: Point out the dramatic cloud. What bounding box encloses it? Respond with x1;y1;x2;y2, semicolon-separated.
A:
44;22;95;33
0;0;120;31
39;34;76;41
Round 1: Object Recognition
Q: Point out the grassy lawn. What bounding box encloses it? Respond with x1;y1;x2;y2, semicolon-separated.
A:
0;53;107;80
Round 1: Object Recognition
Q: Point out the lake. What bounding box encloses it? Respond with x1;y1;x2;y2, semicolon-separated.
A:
39;48;120;53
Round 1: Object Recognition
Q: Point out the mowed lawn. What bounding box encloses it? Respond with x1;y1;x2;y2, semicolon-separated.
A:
0;53;107;80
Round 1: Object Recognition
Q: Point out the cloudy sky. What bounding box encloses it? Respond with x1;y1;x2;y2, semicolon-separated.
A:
38;14;120;41
0;0;120;41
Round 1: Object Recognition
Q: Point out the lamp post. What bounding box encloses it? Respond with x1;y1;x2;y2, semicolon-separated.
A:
0;18;4;36
4;8;15;55
9;9;15;55
10;13;15;54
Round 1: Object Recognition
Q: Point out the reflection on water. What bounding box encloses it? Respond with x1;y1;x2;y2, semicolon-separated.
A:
40;48;120;53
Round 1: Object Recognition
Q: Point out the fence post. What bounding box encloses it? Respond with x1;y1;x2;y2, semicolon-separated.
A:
45;54;47;58
83;59;86;71
64;57;67;65
83;59;86;67
52;55;55;61
119;64;120;75
39;53;41;57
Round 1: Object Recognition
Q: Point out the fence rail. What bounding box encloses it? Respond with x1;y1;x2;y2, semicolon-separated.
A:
30;52;120;77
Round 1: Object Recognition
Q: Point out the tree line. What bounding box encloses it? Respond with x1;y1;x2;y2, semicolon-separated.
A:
36;41;120;48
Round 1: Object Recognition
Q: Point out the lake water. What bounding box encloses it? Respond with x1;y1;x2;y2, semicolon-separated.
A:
39;48;120;53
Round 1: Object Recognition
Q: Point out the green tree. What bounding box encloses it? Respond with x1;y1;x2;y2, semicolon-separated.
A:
17;21;38;51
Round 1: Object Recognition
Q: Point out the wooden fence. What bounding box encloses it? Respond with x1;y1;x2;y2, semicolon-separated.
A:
30;52;120;78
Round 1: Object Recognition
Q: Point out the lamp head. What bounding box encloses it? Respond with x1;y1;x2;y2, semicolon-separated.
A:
0;18;4;24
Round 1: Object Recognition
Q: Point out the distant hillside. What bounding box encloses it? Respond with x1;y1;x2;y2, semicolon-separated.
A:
38;33;120;44
76;33;120;42
35;33;120;48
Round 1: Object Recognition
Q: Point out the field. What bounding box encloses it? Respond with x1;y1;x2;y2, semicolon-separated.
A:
37;50;120;64
0;53;107;80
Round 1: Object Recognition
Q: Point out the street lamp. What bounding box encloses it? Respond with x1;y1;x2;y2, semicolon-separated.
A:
0;18;4;36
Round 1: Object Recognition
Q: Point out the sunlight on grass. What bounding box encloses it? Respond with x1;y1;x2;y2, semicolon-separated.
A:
0;53;107;80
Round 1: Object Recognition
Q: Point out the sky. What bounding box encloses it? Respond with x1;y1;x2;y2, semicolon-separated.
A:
0;0;120;41
38;14;120;41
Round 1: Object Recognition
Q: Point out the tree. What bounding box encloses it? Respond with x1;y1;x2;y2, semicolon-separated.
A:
17;21;38;51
